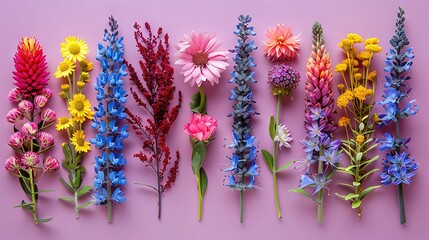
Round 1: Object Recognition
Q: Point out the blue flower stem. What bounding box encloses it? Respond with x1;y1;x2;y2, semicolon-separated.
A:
240;189;244;223
106;155;112;223
398;183;406;224
273;95;282;219
317;147;324;223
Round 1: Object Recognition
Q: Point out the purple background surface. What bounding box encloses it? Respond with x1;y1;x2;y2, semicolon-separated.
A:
0;0;428;239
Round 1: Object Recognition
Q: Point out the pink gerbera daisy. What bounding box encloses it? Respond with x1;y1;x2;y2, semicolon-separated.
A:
263;24;301;61
175;32;229;87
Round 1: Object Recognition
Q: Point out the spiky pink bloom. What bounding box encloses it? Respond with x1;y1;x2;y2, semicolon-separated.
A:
18;100;33;114
34;95;48;109
175;32;229;87
12;37;49;98
8;88;23;102
21;122;38;136
40;108;56;123
184;113;218;142
4;156;20;174
40;88;53;99
8;132;26;148
36;132;54;149
43;156;59;172
263;24;301;61
21;151;39;168
6;108;23;123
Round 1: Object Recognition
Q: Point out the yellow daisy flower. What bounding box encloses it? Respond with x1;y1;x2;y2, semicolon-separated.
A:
56;117;74;131
61;36;89;62
54;60;76;78
80;59;93;72
68;93;94;123
70;130;91;153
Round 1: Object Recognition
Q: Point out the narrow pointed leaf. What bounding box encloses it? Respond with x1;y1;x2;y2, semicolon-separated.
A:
261;149;273;171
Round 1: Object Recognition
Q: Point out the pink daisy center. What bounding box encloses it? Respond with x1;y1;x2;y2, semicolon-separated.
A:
193;51;209;68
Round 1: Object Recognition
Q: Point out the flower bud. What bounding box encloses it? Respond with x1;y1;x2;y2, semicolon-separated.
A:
4;156;20;174
61;84;70;92
21;151;39;168
8;132;26;148
21;122;38;136
36;132;54;149
41;88;53;99
8;88;23;102
43;156;59;172
18;100;33;113
34;95;48;109
40;108;56;123
6;108;23;123
59;92;68;99
77;81;85;90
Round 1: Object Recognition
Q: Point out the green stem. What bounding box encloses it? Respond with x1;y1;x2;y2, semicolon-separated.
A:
398;183;406;224
273;95;282;219
197;177;203;221
29;168;38;224
240;189;244;223
75;191;79;219
198;86;206;114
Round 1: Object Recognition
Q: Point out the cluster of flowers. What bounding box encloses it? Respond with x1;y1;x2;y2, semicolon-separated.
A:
5;37;58;224
92;16;128;222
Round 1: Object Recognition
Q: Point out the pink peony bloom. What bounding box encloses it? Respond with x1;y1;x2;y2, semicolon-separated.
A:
36;132;54;149
21;122;38;136
8;88;23;102
263;24;301;61
40;108;56;123
34;95;48;109
43;156;59;172
6;108;23;123
21;151;39;168
18;100;33;114
4;156;20;174
184;113;218;141
40;88;53;99
175;32;229;87
9;132;26;148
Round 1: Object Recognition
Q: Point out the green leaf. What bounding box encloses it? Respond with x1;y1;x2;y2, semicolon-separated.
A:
261;149;274;171
338;183;355;189
356;152;363;161
190;91;206;114
36;217;53;223
269;116;275;140
200;168;208;197
289;188;318;203
359;168;379;181
18;169;32;199
192;142;206;176
77;201;93;210
360;185;381;200
60;177;75;193
59;196;75;204
77;185;92;197
345;193;359;200
363;143;378;153
353;182;361;187
14;200;33;210
276;161;293;173
352;200;361;209
62;143;72;162
359;122;365;131
335;193;347;199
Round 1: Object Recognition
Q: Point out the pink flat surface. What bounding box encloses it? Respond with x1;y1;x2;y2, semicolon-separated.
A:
0;0;428;239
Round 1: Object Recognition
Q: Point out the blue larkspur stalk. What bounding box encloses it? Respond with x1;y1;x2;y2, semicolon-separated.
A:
378;6;419;225
224;15;259;223
91;15;128;223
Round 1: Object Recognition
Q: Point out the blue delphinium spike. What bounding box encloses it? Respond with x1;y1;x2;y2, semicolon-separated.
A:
377;6;419;225
91;15;128;223
224;15;259;223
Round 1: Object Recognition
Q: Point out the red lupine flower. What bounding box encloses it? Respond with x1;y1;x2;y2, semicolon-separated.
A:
12;37;49;98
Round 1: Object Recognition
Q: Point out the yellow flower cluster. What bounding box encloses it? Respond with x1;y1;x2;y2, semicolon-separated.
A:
337;90;354;108
56;36;93;153
353;85;373;101
338;116;351;127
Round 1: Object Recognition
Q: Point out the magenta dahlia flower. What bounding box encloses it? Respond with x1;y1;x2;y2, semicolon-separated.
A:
175;32;229;87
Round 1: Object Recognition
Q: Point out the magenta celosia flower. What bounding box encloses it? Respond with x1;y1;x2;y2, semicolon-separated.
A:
34;95;48;109
40;108;56;123
43;156;59;172
184;113;218;142
21;122;38;136
36;132;54;149
18;100;33;114
21;151;39;168
8;132;26;148
12;37;49;97
4;156;20;174
8;88;22;102
6;108;22;123
263;24;301;61
175;32;229;87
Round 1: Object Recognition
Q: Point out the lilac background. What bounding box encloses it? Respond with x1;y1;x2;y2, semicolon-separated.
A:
0;0;428;239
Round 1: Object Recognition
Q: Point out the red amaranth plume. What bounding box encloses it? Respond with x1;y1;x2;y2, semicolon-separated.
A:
12;37;49;98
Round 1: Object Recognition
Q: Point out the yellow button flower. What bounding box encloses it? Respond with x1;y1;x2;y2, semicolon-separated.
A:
338;116;351;127
364;37;380;45
356;134;365;144
365;44;382;53
347;33;364;43
334;63;347;72
354;85;369;101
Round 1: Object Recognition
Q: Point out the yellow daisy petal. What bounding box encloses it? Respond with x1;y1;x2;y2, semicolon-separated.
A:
70;130;91;153
54;60;76;78
61;36;89;62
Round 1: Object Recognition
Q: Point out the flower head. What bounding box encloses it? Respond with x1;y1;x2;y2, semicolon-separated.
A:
274;124;293;148
175;31;229;87
4;156;20;174
54;59;76;78
8;132;26;148
40;108;56;123
18;100;33;114
34;95;48;109
61;36;89;62
268;64;300;96
263;24;300;61
21;151;40;168
21;122;38;136
71;130;91;153
43;156;59;172
184;113;218;142
36;132;54;149
12;37;49;97
6;108;23;123
8;88;23;102
55;117;74;131
68;93;94;123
